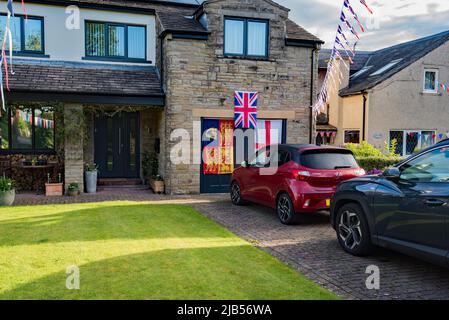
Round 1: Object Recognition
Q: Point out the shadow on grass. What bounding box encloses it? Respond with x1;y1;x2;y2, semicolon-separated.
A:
0;204;236;246
0;246;337;300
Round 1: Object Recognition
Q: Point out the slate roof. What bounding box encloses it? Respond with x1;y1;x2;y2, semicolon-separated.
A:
285;19;323;43
6;59;164;97
340;30;449;96
318;49;372;71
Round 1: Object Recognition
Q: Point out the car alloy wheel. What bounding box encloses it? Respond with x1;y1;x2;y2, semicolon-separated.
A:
277;194;296;224
230;182;244;205
338;210;363;251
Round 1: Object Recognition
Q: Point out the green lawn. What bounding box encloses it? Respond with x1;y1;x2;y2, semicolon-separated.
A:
0;202;337;300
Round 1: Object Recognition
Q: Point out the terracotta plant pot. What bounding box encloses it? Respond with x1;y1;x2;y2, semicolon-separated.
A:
0;190;15;206
149;179;165;194
45;183;63;197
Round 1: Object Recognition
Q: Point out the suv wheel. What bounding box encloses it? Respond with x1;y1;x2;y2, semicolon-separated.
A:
276;193;297;225
336;203;372;256
230;181;245;206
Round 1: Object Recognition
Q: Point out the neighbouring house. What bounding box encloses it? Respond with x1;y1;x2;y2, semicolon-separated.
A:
0;0;322;194
318;30;449;156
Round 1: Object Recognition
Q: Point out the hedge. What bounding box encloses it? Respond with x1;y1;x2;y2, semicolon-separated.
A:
356;156;400;172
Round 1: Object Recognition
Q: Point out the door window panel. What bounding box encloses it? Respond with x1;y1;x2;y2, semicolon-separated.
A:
400;148;449;183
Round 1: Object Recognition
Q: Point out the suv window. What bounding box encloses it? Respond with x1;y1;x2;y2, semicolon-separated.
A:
300;150;358;170
400;147;449;183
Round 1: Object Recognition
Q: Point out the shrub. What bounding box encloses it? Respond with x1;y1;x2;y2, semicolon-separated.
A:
356;157;399;172
345;141;384;158
0;177;15;192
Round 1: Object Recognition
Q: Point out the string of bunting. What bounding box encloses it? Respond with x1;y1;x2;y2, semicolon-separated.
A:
435;80;449;93
0;0;27;115
312;0;374;114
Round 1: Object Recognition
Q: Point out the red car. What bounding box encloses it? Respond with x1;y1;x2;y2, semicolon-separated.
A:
230;144;365;224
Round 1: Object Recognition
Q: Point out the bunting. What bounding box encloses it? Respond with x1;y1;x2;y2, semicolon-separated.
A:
312;0;374;114
0;0;26;114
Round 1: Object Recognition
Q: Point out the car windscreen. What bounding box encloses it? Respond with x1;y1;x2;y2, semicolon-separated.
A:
299;150;358;170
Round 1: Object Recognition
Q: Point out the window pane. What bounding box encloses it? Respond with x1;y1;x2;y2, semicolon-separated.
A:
24;18;43;51
224;19;244;55
11;106;32;149
247;21;267;56
421;131;435;150
424;71;436;91
390;131;404;156
300;151;358;170
86;22;105;56
344;130;360;144
108;25;125;57
35;107;54;150
128;26;145;59
0;110;8;149
0;16;21;51
406;131;419;155
401;148;449;183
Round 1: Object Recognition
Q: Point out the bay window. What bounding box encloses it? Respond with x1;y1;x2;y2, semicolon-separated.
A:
0;105;55;153
224;17;268;58
390;130;436;156
85;21;146;61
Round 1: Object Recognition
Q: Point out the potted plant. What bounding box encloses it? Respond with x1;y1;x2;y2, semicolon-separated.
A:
147;154;165;194
0;176;15;206
67;183;80;197
150;174;165;194
85;163;99;194
45;173;63;197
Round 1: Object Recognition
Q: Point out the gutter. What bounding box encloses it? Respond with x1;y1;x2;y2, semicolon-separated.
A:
362;93;367;141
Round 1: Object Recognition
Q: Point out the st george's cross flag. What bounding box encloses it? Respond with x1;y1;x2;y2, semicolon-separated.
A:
234;91;258;129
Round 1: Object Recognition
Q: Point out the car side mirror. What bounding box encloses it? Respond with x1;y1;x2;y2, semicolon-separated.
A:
241;161;248;168
383;167;401;180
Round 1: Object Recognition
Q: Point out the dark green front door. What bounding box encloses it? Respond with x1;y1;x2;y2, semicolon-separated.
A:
94;112;140;179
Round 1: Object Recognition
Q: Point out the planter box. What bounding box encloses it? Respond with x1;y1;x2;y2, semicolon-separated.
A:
149;179;165;194
45;183;63;197
0;190;15;206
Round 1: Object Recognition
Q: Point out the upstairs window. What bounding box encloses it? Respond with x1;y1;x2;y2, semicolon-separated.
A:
0;14;44;54
423;69;438;93
224;17;268;58
85;21;146;61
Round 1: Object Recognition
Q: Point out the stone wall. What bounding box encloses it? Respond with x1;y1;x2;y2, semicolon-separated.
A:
64;104;84;191
162;0;317;194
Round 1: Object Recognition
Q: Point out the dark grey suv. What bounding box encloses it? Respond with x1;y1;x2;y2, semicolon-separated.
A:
330;139;449;267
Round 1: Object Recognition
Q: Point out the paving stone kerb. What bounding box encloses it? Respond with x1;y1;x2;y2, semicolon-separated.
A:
13;191;449;300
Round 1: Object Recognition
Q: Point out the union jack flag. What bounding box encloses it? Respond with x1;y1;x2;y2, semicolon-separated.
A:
234;91;258;129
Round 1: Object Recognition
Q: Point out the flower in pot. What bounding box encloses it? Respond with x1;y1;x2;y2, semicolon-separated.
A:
150;174;165;194
85;163;99;194
67;183;80;197
0;176;16;206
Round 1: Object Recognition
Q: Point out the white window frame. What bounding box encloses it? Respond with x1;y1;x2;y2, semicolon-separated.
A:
389;130;436;156
423;69;439;93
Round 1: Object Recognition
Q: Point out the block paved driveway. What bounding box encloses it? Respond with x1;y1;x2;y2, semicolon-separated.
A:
191;198;449;300
13;190;449;300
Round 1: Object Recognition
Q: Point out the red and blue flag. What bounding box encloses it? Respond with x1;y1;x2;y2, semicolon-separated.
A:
234;91;258;129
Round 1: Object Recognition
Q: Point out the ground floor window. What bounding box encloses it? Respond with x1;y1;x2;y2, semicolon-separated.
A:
0;105;55;153
389;130;436;156
344;130;360;144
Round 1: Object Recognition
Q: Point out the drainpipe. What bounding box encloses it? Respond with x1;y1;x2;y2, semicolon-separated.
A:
362;93;367;141
309;47;318;144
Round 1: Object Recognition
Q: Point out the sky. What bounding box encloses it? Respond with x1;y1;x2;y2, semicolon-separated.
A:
276;0;449;51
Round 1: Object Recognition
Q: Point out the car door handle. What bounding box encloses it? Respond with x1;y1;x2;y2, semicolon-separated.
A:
424;199;446;207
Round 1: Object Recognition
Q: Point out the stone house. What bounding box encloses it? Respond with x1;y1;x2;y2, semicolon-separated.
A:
0;0;322;194
318;30;449;156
